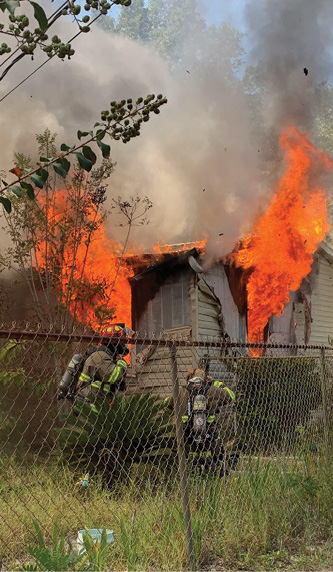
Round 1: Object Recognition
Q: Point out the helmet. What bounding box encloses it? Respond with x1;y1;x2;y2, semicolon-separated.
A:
100;323;133;356
188;376;205;386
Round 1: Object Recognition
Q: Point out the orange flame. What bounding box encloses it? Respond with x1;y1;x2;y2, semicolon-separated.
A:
235;126;331;346
35;190;207;332
153;238;207;257
35;189;135;330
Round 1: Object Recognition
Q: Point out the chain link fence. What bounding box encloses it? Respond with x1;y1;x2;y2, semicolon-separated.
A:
1;325;333;570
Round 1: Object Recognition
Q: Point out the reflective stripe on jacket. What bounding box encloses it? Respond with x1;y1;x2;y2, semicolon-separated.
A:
168;382;234;419
78;348;127;399
213;380;235;400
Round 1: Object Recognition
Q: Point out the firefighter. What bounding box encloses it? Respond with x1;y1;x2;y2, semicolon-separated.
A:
184;369;234;430
167;368;235;424
166;368;236;465
75;323;132;413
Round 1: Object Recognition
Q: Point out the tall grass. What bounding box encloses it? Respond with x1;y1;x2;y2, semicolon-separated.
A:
2;451;333;571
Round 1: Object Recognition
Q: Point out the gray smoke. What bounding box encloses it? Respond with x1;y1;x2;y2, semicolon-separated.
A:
0;7;261;259
2;0;332;263
244;0;333;130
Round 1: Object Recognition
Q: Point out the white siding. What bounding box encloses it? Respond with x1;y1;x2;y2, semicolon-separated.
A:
134;326;195;396
294;294;306;345
269;294;296;344
135;268;191;338
309;253;333;344
268;245;333;346
189;275;224;341
203;265;247;342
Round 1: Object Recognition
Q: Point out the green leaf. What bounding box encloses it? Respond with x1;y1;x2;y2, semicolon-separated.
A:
75;152;92;172
53;164;66;178
39;156;53;163
96;139;110;159
94;122;105;128
30;174;44;189
31;1;48;31
0;196;12;213
60;143;71;152
9;184;22;198
30;169;48;189
82;145;97;165
53;162;68;178
0;2;6;13
77;130;93;140
96;129;106;141
36;168;48;183
59;157;70;174
20;181;35;199
4;0;19;14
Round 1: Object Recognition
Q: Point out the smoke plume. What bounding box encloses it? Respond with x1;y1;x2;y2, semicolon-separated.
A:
1;0;333;261
244;0;333;131
0;9;261;259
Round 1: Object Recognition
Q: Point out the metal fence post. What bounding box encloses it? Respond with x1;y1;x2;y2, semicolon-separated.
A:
170;342;195;570
320;348;330;456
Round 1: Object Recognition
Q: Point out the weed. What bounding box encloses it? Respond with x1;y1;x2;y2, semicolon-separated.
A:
13;518;87;571
119;512;140;571
3;453;333;570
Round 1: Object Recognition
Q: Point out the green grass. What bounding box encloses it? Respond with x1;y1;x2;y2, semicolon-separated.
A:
1;452;333;571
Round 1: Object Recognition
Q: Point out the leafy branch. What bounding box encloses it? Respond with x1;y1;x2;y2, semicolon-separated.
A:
0;0;131;79
0;93;167;213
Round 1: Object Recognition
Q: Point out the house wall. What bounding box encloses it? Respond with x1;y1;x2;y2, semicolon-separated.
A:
131;266;194;395
302;249;333;345
132;266;191;338
132;258;247;343
132;326;196;396
189;274;224;341
268;294;296;344
132;260;240;395
203;265;247;342
269;245;333;346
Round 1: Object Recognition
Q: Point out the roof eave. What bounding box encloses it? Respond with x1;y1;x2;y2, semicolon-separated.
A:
130;247;201;282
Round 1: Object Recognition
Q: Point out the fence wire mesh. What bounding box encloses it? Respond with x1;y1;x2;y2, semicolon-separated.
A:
1;325;333;570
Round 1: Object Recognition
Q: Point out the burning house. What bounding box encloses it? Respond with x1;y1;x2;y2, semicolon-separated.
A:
127;237;333;395
130;240;333;347
3;123;331;398
129;243;238;395
127;125;333;393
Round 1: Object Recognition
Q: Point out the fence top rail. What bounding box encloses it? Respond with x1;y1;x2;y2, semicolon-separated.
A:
0;328;333;351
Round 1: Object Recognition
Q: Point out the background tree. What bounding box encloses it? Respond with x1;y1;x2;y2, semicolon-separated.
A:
98;0;242;77
0;129;152;333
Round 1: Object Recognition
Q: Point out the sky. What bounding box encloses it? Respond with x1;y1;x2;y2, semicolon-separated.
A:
108;0;247;27
200;0;247;28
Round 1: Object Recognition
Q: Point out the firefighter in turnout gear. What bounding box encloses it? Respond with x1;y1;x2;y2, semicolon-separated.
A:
74;323;132;413
166;367;236;469
168;367;235;425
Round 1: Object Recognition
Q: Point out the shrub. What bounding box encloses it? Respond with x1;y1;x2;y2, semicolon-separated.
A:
56;393;176;484
236;356;322;453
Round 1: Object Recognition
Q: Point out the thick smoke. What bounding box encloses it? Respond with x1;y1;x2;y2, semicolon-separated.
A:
244;0;333;130
2;1;332;261
0;7;261;259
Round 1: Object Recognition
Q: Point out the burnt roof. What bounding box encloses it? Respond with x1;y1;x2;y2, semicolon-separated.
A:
129;247;201;282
